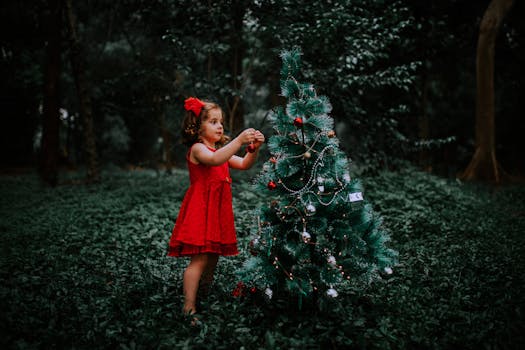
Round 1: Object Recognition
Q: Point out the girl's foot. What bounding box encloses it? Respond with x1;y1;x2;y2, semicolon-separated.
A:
182;308;200;327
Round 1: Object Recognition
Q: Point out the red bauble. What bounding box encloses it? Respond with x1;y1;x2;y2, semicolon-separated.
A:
267;180;277;190
246;143;256;153
269;157;277;164
231;281;247;297
293;117;303;127
250;287;257;294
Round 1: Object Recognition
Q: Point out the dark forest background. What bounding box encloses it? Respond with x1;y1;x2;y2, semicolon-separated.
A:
1;2;525;348
1;0;523;183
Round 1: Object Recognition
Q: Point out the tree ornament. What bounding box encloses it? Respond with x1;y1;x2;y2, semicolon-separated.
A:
327;255;337;266
267;180;277;190
270;157;277;164
250;286;257;294
343;172;351;183
249;238;259;256
231;281;246;297
301;230;311;243
303;151;311;159
264;287;273;299
317;176;325;192
326;287;338;298
348;192;363;202
246;143;256;153
305;203;316;216
384;267;393;275
327;130;336;138
293;117;303;127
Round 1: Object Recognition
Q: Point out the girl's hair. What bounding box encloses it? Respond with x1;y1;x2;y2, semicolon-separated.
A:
181;100;230;147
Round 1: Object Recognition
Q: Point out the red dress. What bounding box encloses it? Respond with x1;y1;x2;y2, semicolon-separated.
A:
168;145;239;257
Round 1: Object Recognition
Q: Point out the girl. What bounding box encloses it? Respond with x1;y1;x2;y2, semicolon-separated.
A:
168;97;264;319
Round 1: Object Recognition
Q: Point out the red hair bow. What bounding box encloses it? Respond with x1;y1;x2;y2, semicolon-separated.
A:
184;97;205;117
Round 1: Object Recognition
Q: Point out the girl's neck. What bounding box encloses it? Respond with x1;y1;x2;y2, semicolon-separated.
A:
201;139;216;149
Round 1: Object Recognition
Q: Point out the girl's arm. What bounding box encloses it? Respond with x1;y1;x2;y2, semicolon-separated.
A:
191;129;255;166
229;130;265;170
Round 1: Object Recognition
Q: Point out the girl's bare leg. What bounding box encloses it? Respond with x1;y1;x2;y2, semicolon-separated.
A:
199;254;219;298
182;254;209;314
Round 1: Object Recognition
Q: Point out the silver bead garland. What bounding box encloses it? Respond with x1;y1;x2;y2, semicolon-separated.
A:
279;145;350;207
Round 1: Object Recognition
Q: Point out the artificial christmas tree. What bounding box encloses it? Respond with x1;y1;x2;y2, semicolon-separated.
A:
238;48;397;307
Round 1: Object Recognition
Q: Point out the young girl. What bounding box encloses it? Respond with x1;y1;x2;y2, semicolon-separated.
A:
168;97;264;318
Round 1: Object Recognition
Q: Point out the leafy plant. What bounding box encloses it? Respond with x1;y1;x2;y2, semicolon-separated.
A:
0;169;524;349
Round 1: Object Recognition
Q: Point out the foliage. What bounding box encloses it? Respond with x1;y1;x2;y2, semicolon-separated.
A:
1;169;524;349
99;114;131;165
246;0;419;170
3;0;524;176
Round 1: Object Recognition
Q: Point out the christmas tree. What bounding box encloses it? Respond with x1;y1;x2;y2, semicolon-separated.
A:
238;48;397;307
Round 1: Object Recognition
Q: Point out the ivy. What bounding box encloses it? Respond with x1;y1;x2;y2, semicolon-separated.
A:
0;169;524;348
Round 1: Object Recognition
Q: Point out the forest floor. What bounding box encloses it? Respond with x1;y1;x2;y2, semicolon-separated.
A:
1;168;524;349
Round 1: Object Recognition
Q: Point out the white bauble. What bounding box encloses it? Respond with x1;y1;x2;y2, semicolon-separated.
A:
326;288;338;298
327;255;337;266
306;203;316;215
264;287;273;299
301;231;311;243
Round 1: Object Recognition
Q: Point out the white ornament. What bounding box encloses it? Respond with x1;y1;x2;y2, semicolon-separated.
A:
264;287;273;299
317;176;325;192
301;230;311;243
348;192;363;202
343;172;351;182
327;255;337;266
384;267;393;275
305;203;316;215
326;287;338;298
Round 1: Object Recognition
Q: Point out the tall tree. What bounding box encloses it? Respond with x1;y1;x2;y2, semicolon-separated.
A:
405;0;484;177
224;0;247;137
154;95;173;173
460;0;514;183
39;0;62;186
65;0;100;182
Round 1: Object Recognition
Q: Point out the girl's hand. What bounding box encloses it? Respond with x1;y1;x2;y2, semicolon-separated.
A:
252;130;265;149
238;128;257;144
229;129;266;170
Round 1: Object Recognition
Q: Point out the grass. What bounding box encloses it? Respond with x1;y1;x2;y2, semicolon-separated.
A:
0;167;524;349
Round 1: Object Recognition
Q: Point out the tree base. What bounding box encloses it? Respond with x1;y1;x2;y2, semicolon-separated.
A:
459;147;510;184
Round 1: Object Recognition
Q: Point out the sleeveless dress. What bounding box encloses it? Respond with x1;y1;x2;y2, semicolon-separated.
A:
167;145;239;257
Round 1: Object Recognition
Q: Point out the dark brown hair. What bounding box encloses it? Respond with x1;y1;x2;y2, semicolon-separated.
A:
181;100;230;147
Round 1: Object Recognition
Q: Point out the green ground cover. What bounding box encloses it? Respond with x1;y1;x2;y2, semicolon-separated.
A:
1;168;524;349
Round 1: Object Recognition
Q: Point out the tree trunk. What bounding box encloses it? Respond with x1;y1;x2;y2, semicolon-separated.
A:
39;0;62;187
64;0;100;182
159;111;173;174
418;71;431;172
155;96;173;174
460;0;514;183
224;0;246;136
